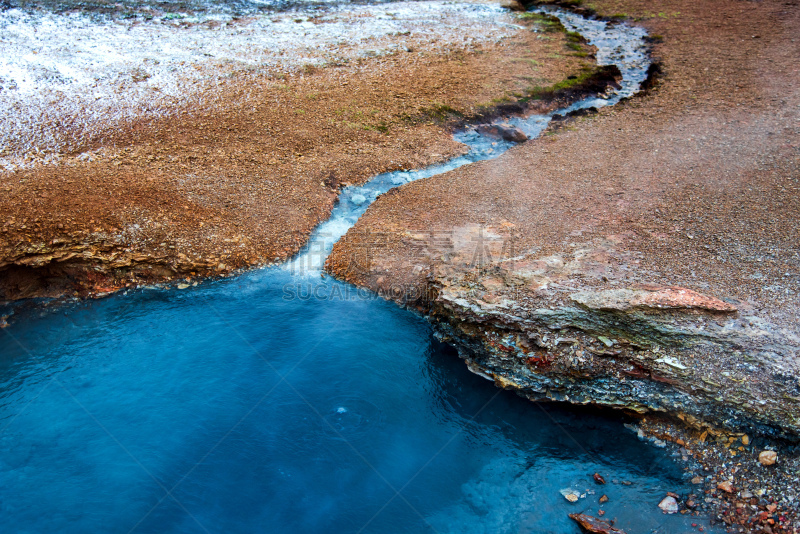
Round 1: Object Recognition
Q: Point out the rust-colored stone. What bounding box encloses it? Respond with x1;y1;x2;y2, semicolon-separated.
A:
631;287;737;313
569;513;627;534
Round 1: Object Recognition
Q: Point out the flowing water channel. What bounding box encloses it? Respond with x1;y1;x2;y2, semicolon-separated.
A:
0;5;722;533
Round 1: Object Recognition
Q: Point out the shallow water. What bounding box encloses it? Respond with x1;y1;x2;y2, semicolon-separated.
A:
0;8;719;534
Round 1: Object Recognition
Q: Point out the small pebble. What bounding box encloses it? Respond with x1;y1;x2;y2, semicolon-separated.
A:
758;450;777;466
560;488;580;503
658;495;679;514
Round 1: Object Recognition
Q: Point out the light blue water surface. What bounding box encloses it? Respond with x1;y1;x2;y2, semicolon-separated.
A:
2;271;713;534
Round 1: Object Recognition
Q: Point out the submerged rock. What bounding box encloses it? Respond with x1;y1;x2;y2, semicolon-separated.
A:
569;513;627;534
658;495;679;514
560;488;581;502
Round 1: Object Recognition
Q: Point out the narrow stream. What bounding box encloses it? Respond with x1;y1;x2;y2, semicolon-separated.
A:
288;8;649;274
0;9;720;534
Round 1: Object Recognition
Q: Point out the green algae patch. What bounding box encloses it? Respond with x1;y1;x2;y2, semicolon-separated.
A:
522;64;621;102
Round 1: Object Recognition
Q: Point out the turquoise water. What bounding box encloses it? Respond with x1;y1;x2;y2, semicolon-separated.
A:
0;271;713;533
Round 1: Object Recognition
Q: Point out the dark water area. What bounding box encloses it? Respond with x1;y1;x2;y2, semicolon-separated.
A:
0;271;717;533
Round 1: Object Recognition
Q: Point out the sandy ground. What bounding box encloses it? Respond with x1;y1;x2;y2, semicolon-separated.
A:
326;0;800;531
328;0;800;327
0;5;596;299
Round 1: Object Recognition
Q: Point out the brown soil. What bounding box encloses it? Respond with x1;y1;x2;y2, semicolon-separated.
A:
0;9;595;300
327;0;800;329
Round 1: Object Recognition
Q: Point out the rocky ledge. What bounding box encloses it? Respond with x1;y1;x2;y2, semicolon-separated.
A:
427;242;800;441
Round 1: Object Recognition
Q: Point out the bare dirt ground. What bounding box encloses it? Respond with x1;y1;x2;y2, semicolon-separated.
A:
329;0;800;330
0;8;595;300
326;0;800;531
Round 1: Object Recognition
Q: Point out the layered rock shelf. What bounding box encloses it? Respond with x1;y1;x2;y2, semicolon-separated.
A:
428;247;800;440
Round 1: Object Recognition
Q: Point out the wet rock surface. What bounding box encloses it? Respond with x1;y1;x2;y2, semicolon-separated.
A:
570;512;627;533
659;495;679;514
632;416;800;532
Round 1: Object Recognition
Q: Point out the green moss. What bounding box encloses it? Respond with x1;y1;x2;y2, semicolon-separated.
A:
344;120;390;133
420;103;464;122
474;103;493;115
524;65;599;100
517;12;553;22
517;12;565;33
550;69;591;91
490;96;514;105
511;58;541;67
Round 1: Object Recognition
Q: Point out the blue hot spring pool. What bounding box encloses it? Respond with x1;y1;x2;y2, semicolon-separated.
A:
0;269;717;533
